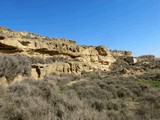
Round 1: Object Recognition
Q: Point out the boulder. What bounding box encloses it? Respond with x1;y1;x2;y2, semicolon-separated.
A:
124;57;137;64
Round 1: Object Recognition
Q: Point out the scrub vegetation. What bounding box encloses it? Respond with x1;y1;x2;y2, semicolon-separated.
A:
0;54;160;120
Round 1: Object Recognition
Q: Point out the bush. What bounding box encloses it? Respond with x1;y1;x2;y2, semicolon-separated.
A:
0;72;160;120
0;54;31;83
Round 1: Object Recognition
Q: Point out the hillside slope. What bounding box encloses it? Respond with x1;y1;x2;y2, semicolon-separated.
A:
0;27;160;120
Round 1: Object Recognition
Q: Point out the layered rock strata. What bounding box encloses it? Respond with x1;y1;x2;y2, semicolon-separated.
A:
0;27;115;79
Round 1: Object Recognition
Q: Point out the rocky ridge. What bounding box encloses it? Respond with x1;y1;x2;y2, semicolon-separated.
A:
0;26;160;85
0;26;118;80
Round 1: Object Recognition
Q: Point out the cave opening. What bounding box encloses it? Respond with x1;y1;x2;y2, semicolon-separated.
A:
0;36;5;40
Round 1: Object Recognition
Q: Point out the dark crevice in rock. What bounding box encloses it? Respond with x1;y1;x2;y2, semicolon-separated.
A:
19;41;31;46
0;43;23;53
33;49;81;58
0;36;5;40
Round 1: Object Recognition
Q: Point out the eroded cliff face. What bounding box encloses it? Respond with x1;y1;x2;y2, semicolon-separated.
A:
0;26;115;80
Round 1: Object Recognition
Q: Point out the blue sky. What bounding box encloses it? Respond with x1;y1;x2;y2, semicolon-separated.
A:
1;0;160;57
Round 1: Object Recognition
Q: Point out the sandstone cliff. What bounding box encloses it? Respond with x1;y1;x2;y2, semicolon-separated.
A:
0;26;115;80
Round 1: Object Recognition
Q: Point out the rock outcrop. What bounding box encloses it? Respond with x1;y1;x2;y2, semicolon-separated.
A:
111;50;132;57
0;27;115;79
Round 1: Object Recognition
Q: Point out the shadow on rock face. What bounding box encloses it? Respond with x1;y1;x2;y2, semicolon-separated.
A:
0;36;5;40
